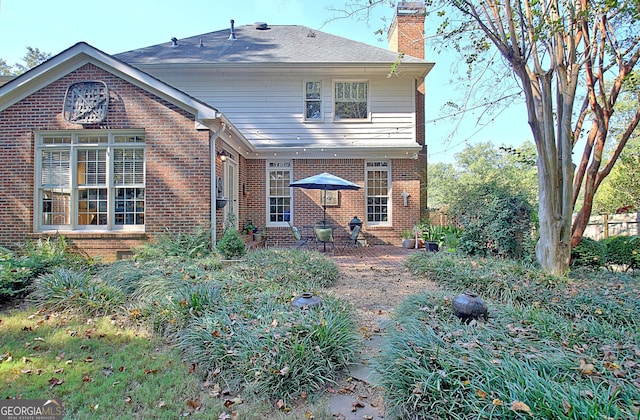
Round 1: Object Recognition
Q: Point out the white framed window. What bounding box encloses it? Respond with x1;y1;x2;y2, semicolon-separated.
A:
304;80;322;121
365;161;391;225
266;161;292;226
334;80;369;120
35;131;145;232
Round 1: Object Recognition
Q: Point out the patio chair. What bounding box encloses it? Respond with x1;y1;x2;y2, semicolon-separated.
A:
314;226;334;252
340;225;362;251
289;222;311;248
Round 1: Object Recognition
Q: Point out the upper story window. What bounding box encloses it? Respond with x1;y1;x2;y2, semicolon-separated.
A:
266;161;292;226
365;161;390;226
36;131;145;232
304;81;322;121
334;81;369;120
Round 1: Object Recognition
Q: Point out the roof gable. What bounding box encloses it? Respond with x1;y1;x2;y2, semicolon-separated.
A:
115;24;429;66
0;42;221;123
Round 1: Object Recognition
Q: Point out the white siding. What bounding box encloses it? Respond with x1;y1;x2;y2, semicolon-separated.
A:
145;68;418;149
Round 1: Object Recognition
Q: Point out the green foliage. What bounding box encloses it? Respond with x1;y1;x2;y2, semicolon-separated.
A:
570;237;607;268
134;225;212;260
216;220;246;260
0;236;90;301
179;293;358;402
391;253;640;418
30;268;125;315
448;183;534;259
602;235;640;271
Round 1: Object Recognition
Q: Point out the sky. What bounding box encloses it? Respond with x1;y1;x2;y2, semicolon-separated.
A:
0;0;532;163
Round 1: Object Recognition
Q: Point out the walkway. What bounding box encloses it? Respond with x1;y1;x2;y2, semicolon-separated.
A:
330;244;422;268
323;245;433;419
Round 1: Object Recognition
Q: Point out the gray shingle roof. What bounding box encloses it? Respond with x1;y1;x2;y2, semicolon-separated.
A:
115;24;426;65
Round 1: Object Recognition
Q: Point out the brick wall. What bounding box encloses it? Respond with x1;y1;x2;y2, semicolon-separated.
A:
0;63;212;259
241;158;421;247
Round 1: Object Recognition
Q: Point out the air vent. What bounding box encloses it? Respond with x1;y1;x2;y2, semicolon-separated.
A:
255;22;269;30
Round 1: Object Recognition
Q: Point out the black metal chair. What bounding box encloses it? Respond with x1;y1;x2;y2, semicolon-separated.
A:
340;225;362;251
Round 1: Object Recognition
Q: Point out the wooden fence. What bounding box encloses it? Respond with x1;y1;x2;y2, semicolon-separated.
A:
580;212;640;241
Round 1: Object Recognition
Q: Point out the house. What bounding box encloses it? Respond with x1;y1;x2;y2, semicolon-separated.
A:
0;2;433;260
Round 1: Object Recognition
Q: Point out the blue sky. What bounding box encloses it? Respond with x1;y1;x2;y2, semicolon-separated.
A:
0;0;532;163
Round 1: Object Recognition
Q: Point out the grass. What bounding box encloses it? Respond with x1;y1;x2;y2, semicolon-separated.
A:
2;243;356;418
0;310;221;419
375;252;640;419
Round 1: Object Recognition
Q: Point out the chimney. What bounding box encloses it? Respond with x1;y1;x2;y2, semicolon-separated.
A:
229;19;237;40
387;1;426;59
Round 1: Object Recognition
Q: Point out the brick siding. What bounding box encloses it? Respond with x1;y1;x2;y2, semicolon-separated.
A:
0;63;212;260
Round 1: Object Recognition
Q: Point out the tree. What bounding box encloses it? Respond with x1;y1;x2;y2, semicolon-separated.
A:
428;142;538;210
342;0;640;274
0;47;51;76
593;74;640;213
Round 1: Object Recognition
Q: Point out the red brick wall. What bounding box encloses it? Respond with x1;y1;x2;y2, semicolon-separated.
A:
0;63;212;259
242;158;421;247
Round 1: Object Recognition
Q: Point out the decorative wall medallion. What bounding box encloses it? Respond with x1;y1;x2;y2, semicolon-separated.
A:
62;81;109;124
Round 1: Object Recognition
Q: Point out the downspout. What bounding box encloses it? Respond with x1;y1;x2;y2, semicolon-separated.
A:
210;123;227;246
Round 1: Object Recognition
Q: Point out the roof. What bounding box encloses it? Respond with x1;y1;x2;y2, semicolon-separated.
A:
115;24;429;67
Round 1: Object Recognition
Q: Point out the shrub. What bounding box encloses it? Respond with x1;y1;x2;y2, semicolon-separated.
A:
179;293;358;402
0;236;91;301
30;268;125;315
448;183;533;259
217;228;246;260
602;235;640;271
571;237;607;268
134;225;212;260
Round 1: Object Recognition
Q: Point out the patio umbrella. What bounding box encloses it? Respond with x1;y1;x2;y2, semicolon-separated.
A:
289;172;363;224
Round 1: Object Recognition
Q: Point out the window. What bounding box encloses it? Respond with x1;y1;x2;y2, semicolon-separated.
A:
366;161;390;225
267;161;292;226
334;81;369;120
36;131;145;231
304;81;322;121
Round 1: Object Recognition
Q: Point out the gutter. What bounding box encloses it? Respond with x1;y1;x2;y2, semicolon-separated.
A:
209;123;227;246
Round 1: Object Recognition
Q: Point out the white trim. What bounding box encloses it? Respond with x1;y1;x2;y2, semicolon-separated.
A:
332;79;371;122
303;79;323;122
265;160;293;228
365;160;392;227
34;130;146;233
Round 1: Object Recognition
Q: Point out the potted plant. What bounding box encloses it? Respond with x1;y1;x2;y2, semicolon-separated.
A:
253;227;265;242
401;230;414;248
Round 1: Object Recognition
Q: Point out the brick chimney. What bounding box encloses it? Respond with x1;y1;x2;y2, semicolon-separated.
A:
388;2;429;219
387;1;426;59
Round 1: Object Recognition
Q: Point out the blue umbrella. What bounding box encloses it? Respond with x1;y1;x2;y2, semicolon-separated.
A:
289;172;362;223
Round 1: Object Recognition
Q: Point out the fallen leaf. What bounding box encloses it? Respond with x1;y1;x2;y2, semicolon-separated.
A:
21;369;33;374
54;368;63;374
48;377;64;389
144;368;158;374
579;359;594;375
158;401;166;408
493;399;504;406
510;400;532;414
475;389;487;398
186;398;201;410
562;400;572;414
34;337;44;342
124;396;133;404
85;356;94;363
82;375;93;382
224;397;243;407
276;399;285;410
271;319;279;328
